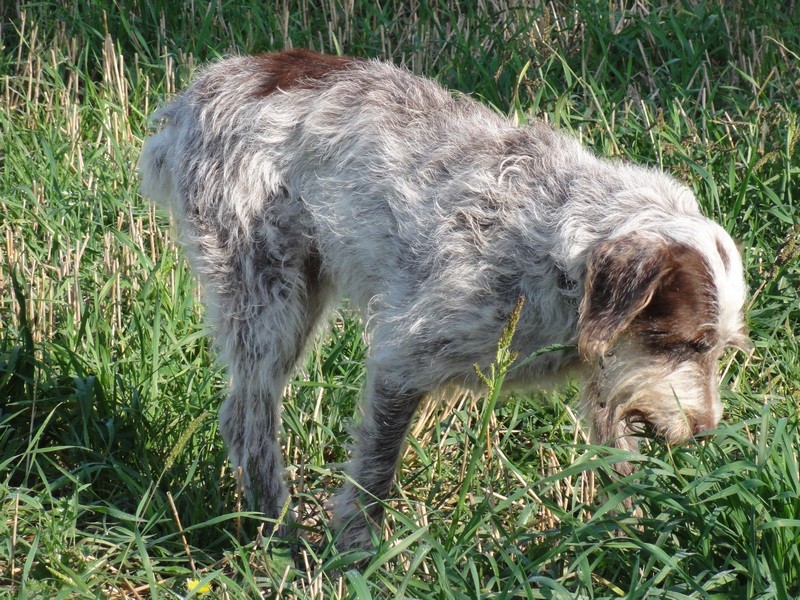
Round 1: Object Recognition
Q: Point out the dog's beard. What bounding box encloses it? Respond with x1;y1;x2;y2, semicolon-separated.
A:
582;341;719;457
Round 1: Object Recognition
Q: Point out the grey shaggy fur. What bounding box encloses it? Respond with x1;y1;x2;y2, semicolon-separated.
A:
139;51;747;551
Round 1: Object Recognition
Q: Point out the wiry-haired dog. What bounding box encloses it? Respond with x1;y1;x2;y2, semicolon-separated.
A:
139;49;748;551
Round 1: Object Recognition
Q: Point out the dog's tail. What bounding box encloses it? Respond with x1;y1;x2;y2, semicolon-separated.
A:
138;102;182;209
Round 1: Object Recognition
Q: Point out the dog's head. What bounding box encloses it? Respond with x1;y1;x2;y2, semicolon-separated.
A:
577;221;748;456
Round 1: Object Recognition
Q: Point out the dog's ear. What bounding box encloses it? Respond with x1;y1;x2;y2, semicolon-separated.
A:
578;234;671;360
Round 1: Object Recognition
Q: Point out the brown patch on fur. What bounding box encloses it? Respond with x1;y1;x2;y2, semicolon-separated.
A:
632;244;718;359
578;234;670;360
715;238;732;272
579;236;719;362
249;49;357;97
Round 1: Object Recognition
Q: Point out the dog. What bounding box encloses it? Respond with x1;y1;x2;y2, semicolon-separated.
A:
139;49;748;551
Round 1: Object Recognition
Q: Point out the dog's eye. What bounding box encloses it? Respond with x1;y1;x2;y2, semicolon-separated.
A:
688;340;712;354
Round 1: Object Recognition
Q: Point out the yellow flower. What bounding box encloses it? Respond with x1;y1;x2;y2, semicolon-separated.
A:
186;578;212;595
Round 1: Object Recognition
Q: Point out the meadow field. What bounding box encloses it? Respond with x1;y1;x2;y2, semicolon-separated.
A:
1;1;799;597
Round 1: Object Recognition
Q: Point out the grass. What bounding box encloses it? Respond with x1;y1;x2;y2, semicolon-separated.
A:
1;0;798;597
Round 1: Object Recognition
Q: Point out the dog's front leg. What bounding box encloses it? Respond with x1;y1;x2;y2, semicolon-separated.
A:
332;366;425;551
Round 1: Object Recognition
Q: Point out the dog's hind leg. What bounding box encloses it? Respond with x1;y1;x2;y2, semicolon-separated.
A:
211;220;334;532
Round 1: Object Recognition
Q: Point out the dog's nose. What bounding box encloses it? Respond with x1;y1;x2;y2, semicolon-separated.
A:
692;415;716;436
